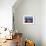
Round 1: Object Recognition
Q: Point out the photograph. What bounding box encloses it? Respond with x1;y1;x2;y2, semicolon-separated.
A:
23;15;34;24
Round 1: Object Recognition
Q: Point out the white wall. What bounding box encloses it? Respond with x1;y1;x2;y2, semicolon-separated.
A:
41;0;46;46
0;0;16;30
13;0;41;46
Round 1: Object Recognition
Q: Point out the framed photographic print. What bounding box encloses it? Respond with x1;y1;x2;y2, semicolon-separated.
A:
23;15;34;24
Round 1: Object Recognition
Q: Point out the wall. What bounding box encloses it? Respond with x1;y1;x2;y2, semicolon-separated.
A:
13;0;41;46
0;0;16;30
41;0;46;46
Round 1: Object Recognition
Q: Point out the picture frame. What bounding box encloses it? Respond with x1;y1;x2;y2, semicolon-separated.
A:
23;15;34;24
